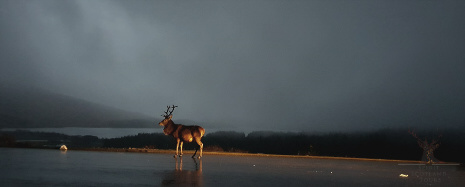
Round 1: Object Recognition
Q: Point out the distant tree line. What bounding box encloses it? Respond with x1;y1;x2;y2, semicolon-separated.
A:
1;128;464;163
100;128;465;163
0;130;101;148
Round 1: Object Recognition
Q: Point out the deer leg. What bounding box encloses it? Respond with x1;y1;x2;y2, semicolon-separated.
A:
179;141;183;157
175;139;180;158
199;142;203;159
195;138;203;159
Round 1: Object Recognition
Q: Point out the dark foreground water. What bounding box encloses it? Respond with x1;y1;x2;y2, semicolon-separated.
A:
0;148;463;187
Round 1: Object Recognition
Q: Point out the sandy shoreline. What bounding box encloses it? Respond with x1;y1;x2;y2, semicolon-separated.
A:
74;147;432;164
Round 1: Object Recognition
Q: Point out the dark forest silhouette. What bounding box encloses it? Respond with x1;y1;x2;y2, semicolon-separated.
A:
1;128;464;164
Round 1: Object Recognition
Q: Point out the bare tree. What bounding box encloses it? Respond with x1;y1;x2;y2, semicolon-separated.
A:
158;105;205;158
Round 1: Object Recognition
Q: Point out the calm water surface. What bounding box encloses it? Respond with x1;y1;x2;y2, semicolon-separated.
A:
1;148;463;187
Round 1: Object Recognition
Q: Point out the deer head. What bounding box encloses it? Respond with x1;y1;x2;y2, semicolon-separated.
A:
159;105;177;126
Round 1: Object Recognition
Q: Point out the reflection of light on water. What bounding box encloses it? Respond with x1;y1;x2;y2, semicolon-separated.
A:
60;150;67;154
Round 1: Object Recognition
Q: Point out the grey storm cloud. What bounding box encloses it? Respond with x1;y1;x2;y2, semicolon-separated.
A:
1;0;465;132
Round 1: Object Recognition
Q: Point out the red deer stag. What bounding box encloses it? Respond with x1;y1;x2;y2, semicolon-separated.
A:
158;105;205;158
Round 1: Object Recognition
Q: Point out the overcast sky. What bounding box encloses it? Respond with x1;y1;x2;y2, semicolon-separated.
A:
1;0;464;132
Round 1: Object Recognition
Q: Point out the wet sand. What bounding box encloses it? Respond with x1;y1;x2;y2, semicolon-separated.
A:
79;147;426;163
1;148;463;187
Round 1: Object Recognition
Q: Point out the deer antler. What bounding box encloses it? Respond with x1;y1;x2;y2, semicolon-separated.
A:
161;105;178;118
168;105;178;116
161;106;170;117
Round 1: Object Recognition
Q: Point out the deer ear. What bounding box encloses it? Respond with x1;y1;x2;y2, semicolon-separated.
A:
168;115;173;120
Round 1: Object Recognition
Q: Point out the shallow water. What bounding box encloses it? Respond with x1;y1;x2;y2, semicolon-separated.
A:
0;148;463;187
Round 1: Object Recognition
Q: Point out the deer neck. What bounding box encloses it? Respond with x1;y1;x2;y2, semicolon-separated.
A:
163;120;178;135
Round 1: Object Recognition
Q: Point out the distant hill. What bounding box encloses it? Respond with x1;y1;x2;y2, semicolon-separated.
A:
0;86;157;128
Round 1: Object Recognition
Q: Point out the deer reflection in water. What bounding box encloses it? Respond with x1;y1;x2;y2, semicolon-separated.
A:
162;157;203;186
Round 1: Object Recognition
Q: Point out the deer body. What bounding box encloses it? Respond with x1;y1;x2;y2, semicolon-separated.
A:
159;106;205;158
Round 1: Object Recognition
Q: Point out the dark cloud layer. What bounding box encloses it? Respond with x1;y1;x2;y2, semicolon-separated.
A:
1;0;465;132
